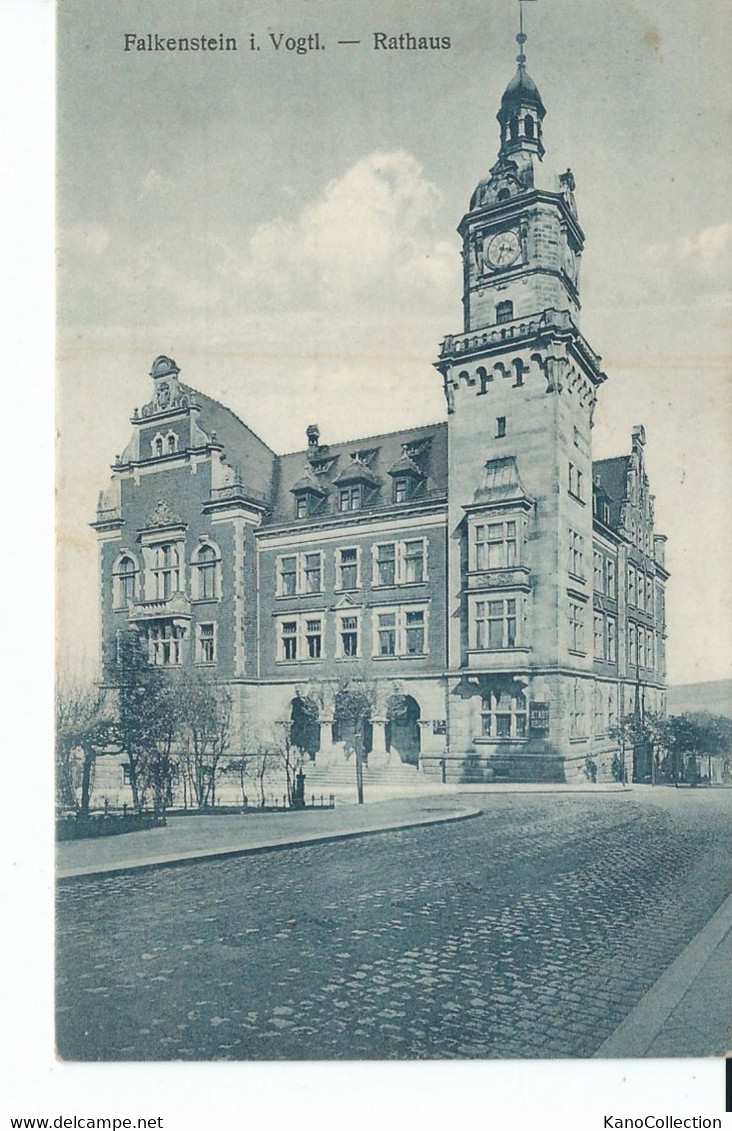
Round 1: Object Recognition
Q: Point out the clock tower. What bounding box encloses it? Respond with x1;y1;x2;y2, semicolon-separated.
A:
437;20;608;776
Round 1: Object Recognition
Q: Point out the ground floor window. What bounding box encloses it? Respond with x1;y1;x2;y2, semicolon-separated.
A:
480;689;527;739
196;622;216;664
148;622;185;665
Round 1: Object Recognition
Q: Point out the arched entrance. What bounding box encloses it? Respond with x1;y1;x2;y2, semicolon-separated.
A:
290;697;320;759
386;694;421;766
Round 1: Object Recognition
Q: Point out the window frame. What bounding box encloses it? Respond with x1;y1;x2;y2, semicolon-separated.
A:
469;516;521;572
372;538;429;588
479;689;527;740
113;551;140;609
471;595;521;651
568;599;586;654
371;604;429;659
195;621;217;665
192;541;221;602
335;545;360;592
336;610;361;660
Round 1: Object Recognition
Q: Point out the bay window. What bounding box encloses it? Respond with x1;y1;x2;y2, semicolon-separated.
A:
480;689;527;739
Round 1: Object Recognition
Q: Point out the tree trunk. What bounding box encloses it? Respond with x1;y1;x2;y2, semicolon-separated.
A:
79;746;95;817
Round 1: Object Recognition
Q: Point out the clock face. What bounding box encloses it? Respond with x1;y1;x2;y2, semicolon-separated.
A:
563;245;577;283
486;230;521;269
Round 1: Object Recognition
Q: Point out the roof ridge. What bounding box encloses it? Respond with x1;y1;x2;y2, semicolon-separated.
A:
186;385;277;457
276;419;447;459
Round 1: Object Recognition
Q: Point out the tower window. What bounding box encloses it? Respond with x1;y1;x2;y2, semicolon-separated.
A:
496;417;506;439
524;115;534;139
496;300;514;325
154;438;163;457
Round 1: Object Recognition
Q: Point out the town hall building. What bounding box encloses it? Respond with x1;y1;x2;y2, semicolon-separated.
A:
92;30;669;786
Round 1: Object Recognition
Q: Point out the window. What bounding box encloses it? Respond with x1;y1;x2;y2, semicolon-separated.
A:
403;540;425;584
475;598;518;650
338;614;359;659
295;496;308;519
568;462;584;501
627;622;636;666
638;627;646;668
594;614;604;659
376;611;396;656
167;433;177;454
122;764;131;786
607;617;617;663
524;115;534;139
114;554;138;606
277;552;323;597
394;478;408;504
594;684;603;734
594;551;603;592
148;622;184;666
569;600;585;652
495;416;507;438
405;610;426;654
154;437;164;457
152;544;181;600
372;606;429;658
473;520;518;571
277;615;325;663
627;566;636;607
336;547;359;591
278;555;297;597
496;300;514;324
281;620;298;661
606;559;616;598
570;683;587;738
194;543;219;600
375;542;396;586
373;539;428;587
568;529;585;578
305;618;322;660
480;689;527;739
303;552;322;594
645;576;653;613
339;485;362;512
647;631;655;670
196;622;216;664
608;686;618;731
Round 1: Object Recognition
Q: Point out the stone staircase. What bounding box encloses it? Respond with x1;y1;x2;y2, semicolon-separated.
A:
300;750;443;805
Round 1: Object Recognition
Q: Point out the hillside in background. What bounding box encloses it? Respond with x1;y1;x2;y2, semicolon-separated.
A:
667;680;732;719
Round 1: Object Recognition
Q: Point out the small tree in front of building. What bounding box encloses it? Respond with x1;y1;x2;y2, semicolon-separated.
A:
55;676;114;816
177;671;233;808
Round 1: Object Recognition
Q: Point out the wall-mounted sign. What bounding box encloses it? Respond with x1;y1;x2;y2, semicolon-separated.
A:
432;719;447;735
529;702;550;733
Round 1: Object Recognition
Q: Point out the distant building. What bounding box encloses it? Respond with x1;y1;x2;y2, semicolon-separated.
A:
93;33;668;784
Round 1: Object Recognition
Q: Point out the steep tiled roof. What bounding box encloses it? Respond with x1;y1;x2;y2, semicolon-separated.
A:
185;386;277;504
593;455;629;530
267;421;448;525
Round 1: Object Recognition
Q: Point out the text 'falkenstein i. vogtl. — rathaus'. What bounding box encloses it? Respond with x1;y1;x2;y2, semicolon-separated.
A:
93;27;669;799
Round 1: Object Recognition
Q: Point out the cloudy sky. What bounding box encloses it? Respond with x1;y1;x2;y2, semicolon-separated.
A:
56;0;732;685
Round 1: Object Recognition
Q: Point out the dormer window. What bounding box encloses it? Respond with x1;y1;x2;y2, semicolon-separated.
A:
496;300;514;325
339;485;362;512
295;497;308;519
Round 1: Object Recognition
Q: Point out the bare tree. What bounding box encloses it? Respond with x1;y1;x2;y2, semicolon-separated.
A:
177;671;233;808
55;677;114;816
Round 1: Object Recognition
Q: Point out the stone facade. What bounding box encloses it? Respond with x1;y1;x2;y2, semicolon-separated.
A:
92;44;669;788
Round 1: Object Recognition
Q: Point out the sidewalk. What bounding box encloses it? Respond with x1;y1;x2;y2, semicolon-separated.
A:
595;890;732;1058
56;795;480;880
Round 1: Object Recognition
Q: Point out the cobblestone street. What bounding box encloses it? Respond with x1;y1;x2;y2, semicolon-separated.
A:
56;790;731;1060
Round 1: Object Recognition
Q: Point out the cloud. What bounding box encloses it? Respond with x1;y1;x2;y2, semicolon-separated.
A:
239;150;456;311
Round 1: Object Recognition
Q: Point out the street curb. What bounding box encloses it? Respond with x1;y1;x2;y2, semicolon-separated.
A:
594;890;732;1058
56;806;482;884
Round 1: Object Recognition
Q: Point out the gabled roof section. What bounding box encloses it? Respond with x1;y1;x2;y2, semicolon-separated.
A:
183;385;276;505
388;450;424;479
469;456;532;508
290;467;328;496
267;421;447;525
333;456;381;488
593;456;630;530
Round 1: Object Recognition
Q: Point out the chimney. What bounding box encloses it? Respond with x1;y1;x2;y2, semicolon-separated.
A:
306;424;320;451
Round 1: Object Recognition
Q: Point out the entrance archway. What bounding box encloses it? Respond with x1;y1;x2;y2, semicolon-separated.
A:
290;697;320;759
386;694;421;766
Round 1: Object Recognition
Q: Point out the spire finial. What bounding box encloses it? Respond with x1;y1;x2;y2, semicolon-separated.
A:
516;0;533;67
